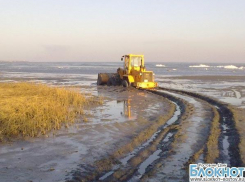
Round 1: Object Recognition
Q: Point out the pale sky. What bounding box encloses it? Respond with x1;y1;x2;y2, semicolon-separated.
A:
0;0;245;62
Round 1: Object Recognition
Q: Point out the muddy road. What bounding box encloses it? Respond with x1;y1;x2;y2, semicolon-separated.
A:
67;86;243;182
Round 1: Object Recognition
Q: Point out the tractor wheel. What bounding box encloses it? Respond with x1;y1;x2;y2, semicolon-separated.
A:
122;80;129;87
107;78;112;86
115;76;121;86
107;77;117;86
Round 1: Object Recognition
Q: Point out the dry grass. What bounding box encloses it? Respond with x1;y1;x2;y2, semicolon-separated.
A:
0;82;101;141
228;106;245;164
205;106;220;163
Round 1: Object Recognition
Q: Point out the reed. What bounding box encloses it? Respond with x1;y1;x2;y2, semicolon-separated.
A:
0;82;100;141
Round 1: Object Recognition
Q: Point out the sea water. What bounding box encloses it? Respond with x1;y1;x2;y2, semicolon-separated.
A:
0;62;245;79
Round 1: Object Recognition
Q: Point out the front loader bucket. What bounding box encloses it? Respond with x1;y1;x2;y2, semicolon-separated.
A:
97;73;117;85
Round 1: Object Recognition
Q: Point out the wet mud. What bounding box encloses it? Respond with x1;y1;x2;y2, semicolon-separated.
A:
0;79;244;182
71;86;243;182
0;86;173;182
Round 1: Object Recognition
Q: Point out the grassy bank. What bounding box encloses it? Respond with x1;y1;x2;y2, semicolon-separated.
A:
205;106;220;163
0;82;100;141
229;106;245;164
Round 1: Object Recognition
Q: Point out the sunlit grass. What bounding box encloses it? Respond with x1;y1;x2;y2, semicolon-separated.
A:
0;82;102;141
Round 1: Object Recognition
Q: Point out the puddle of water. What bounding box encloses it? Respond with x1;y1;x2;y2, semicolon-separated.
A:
138;150;161;175
99;171;114;181
0;72;97;86
222;117;230;166
162;133;174;142
129;132;175;181
223;136;230;165
81;100;137;126
196;153;204;163
129;150;162;182
120;129;161;166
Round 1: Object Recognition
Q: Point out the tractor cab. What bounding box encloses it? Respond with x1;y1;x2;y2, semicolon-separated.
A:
121;55;145;74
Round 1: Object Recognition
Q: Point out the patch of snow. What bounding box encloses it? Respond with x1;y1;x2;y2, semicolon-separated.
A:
217;65;244;70
156;64;166;67
189;64;210;68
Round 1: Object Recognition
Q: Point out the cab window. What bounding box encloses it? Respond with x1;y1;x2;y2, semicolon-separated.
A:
131;56;141;67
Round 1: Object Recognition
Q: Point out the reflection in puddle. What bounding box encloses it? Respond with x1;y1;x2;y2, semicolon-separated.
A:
123;100;133;119
106;99;136;121
82;99;136;125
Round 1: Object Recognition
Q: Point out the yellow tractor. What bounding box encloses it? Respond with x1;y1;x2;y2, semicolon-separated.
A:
97;54;158;89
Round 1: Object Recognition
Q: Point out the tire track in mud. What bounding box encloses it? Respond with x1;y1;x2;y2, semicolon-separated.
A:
67;90;186;182
157;87;243;167
114;87;242;181
68;87;242;182
143;89;219;181
97;92;186;182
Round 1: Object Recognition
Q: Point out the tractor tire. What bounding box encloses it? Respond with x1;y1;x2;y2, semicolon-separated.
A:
107;77;116;86
107;78;112;86
114;76;121;86
122;80;129;87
